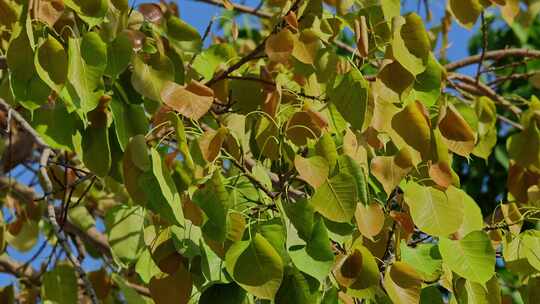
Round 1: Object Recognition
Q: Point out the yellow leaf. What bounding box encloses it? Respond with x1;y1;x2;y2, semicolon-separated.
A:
449;0;483;29
265;29;295;63
391;101;432;159
384;262;422;304
294;155;329;189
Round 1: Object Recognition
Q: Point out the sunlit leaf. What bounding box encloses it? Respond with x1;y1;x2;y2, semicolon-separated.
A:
310;173;358;223
403;182;464;236
439;231;496;284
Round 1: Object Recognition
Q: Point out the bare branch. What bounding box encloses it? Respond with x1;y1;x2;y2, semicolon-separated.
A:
446;48;540;71
39;148;99;304
447;73;522;115
194;0;273;19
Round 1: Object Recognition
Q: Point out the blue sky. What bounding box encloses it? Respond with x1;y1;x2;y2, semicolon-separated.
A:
0;0;480;288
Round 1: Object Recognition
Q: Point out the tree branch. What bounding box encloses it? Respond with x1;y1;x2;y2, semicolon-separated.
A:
447;73;522;115
445;48;540;71
0;99;49;148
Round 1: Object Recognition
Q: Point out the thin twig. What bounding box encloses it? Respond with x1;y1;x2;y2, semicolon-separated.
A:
39;148;99;304
475;12;487;84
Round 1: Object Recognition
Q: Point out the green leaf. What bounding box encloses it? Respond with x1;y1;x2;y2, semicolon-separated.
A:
310;173;358;223
390;13;431;76
81;113;111;177
403;182;464;237
225;233;284;300
455;275;501;304
64;0;108;28
166;16;202;52
140;149;184;226
35;35;68;92
105;205;145;265
507;118;540;171
193;44;236;81
31;103;79;150
123;135;150;204
472;97;497;159
110;98;149;150
105;32;133;79
192;170;230;242
447;187;483;237
67;32;107;113
199;283;246;304
7;21;50;110
67;205;95;231
339;154;369;205
131;53;174;102
283;199;315;241
413;53;444;107
41;264;78;304
275;266;317;304
400;241;442;282
420;286;444;304
316;132;338;172
522;230;540;271
328;70;369;130
439;230;496;284
135;248;161;284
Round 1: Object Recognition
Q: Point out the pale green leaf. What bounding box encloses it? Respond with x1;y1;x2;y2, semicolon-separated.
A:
439;231;496;284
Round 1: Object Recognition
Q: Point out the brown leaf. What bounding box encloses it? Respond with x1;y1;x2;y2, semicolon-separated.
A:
198;128;227;162
355;203;385;241
139;3;164;23
285;111;322;146
89;268;112;300
429;161;453;189
149;262;192;304
354;16;369;58
371;148;413;194
35;0;64;27
390;211;415;235
161;80;214;120
332;251;363;288
439;104;476;157
284;11;298;31
262;87;281;118
123;29;146;51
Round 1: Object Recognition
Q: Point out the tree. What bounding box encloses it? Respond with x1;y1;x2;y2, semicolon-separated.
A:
0;0;540;302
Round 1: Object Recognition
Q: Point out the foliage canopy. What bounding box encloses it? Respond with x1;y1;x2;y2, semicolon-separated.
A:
1;0;540;303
